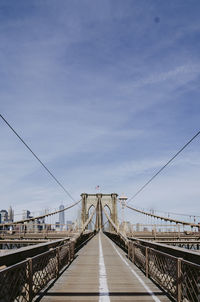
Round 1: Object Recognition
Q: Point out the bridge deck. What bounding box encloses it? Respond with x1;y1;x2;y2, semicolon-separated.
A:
38;233;170;302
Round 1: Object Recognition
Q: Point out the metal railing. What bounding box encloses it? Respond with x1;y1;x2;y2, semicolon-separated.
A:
128;241;200;301
0;240;75;302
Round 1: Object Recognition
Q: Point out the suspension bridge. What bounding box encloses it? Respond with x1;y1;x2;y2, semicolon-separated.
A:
0;192;200;302
0;115;200;301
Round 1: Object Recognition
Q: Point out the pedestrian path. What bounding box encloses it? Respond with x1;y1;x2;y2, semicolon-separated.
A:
38;232;170;302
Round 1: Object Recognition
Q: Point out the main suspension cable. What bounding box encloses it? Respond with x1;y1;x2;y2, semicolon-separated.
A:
128;130;200;203
141;207;200;218
0;114;75;202
126;204;200;228
0;199;81;226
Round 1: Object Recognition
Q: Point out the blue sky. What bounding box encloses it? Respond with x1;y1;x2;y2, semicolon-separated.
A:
0;0;200;223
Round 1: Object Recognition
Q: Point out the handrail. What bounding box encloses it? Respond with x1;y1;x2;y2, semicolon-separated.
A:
128;239;200;301
0;238;75;302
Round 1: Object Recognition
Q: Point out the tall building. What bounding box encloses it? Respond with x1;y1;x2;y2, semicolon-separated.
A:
36;217;45;231
8;206;14;222
23;212;45;233
59;205;65;230
22;210;32;220
0;210;8;223
55;222;60;230
136;223;141;232
66;220;73;231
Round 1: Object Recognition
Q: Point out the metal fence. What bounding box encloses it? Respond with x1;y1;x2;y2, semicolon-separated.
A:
128;241;200;301
0;241;74;302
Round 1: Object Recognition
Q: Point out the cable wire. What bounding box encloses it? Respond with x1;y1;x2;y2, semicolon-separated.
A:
0;113;75;201
0;199;81;226
144;208;200;218
128;130;200;203
126;204;200;227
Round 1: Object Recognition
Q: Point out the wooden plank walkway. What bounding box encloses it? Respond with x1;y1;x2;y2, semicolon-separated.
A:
37;232;171;302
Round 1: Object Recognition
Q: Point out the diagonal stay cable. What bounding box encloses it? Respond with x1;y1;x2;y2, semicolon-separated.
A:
0;113;75;201
103;206;128;243
80;204;97;234
128;130;200;203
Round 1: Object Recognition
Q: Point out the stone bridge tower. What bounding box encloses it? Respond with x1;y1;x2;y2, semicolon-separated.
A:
81;193;118;230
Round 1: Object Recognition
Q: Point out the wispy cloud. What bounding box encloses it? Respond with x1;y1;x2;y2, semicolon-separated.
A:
0;1;200;221
131;64;200;88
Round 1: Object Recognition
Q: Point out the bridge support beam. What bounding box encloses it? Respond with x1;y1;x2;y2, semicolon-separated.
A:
95;194;103;231
81;193;88;228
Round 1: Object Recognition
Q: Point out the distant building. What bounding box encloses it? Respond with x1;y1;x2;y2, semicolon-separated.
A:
36;217;45;232
125;221;132;233
22;210;46;232
59;205;65;230
22;210;32;220
8;206;14;222
136;223;140;232
66;220;73;231
24;217;45;233
55;222;60;230
120;221;132;233
0;210;8;223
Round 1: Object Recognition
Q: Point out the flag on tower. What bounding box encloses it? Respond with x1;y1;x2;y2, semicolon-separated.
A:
95;185;100;191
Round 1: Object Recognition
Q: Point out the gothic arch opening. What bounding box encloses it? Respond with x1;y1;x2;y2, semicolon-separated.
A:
103;205;111;231
87;205;96;231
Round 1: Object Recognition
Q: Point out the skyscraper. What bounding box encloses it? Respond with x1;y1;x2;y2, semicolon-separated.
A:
59;205;65;231
0;210;8;223
8;206;14;222
22;210;31;220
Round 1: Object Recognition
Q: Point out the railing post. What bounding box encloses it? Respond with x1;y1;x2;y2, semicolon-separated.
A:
145;247;149;277
176;258;182;302
132;243;135;264
56;247;60;278
67;243;71;263
70;241;75;261
28;258;33;302
128;241;131;259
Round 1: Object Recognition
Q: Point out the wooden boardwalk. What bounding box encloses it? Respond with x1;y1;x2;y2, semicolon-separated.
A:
37;232;171;302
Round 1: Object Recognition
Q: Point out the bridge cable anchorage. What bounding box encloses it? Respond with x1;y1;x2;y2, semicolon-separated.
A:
126;204;200;228
0;199;81;227
127;129;200;204
103;206;128;244
0;113;75;202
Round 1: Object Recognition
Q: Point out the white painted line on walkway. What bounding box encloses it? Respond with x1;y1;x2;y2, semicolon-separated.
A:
99;232;110;302
107;237;161;302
